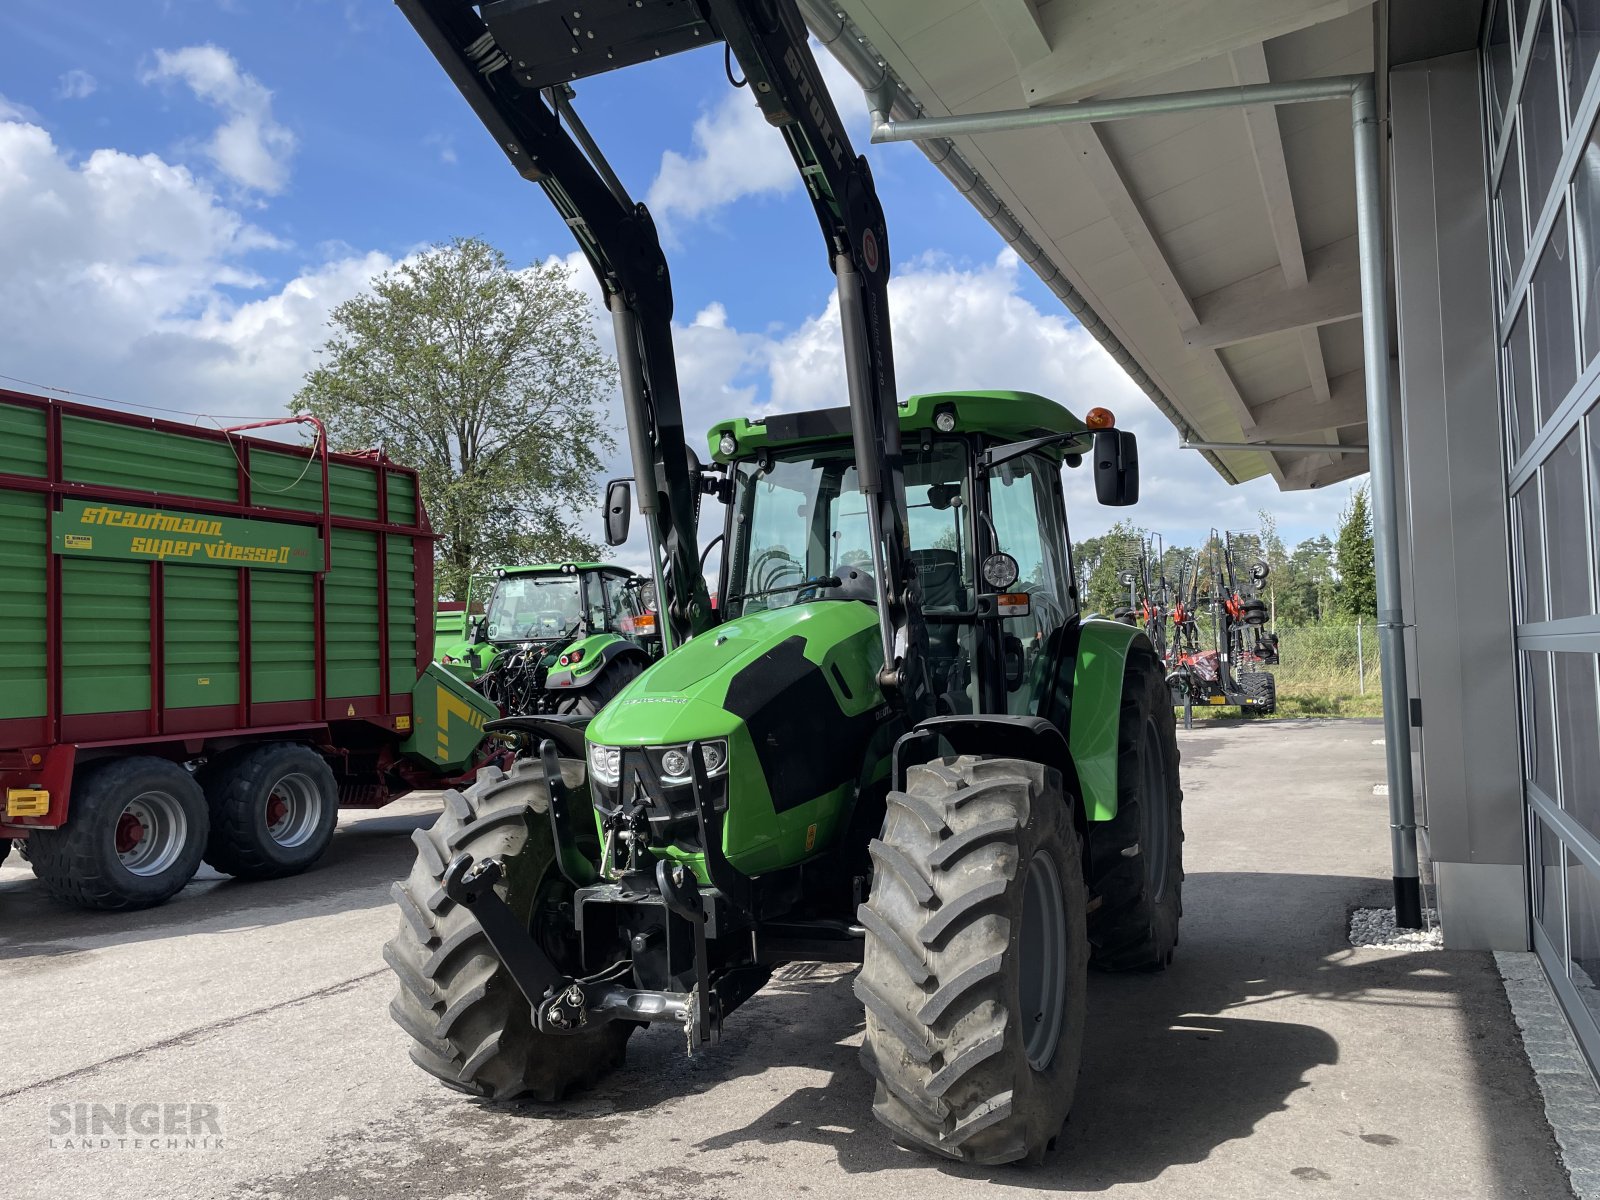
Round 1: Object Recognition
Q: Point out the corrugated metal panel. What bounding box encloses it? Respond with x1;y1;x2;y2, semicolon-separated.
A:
0;489;48;719
0;401;47;478
251;573;317;703
249;448;324;514
164;566;241;708
61;560;150;716
330;462;381;520
325;528;381;699
387;535;417;687
62;415;239;500
386;473;418;526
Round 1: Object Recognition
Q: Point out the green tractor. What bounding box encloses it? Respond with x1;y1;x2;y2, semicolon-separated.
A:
388;0;1182;1166
436;563;660;718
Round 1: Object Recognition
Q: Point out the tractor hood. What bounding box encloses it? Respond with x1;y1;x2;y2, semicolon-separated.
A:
585;601;884;748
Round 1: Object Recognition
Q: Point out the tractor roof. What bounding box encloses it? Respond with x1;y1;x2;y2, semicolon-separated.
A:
707;391;1091;464
493;563;634;578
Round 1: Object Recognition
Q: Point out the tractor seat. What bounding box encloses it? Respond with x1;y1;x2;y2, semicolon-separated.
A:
910;548;965;613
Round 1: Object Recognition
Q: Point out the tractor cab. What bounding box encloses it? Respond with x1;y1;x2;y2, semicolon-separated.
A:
709;392;1122;720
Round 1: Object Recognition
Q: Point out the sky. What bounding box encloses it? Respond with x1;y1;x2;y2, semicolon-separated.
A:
0;0;1355;563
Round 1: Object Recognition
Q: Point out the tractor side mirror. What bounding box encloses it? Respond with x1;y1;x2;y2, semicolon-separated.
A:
604;479;632;547
1093;429;1139;506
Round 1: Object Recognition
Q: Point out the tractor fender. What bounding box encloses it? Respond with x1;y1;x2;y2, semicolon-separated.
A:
1071;617;1156;822
891;714;1087;840
543;633;650;692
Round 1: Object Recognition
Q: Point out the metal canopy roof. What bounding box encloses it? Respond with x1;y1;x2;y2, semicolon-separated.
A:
809;0;1391;491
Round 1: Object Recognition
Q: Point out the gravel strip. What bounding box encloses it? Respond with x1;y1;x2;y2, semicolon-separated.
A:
1349;905;1443;949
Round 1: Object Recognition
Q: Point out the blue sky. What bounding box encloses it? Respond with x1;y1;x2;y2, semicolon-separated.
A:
0;0;1352;552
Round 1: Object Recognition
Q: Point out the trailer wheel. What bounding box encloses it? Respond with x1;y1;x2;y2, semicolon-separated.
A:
28;757;209;910
1241;671;1277;715
857;755;1088;1165
557;656;644;719
202;743;339;880
1087;652;1185;971
384;757;632;1101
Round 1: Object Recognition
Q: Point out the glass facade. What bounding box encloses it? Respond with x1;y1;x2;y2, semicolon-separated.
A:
1485;0;1600;1063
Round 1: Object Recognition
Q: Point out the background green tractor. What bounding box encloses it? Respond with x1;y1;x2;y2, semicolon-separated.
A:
389;0;1181;1168
435;563;660;718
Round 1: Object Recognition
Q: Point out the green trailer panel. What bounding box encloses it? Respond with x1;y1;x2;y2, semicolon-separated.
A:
0;489;48;720
386;474;418;526
248;448;325;514
251;572;318;704
62;414;239;500
387;535;417;694
325;528;382;699
0;405;47;478
61;560;151;716
164;566;242;709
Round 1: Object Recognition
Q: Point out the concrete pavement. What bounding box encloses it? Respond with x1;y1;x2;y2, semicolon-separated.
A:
0;719;1571;1198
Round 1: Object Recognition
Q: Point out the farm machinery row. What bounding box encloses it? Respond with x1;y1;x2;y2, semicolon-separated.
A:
1106;532;1281;715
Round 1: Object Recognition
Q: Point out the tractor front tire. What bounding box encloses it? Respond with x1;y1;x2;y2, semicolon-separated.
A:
857;755;1088;1165
557;657;645;719
28;757;209;910
1241;670;1277;715
1087;652;1185;971
202;743;339;880
384;757;632;1101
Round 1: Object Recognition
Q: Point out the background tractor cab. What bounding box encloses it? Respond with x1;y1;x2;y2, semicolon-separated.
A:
436;562;659;717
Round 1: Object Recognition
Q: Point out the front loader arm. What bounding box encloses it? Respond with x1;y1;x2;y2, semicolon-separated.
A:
708;0;928;714
398;0;713;647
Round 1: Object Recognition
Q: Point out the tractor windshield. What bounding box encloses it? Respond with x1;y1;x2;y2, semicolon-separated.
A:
483;575;583;643
725;440;972;618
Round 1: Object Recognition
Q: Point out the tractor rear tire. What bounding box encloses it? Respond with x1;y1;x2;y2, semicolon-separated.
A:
1242;670;1277;715
384;757;632;1101
1087;653;1184;971
28;757;209;910
202;743;339;880
557;657;644;719
857;755;1088;1165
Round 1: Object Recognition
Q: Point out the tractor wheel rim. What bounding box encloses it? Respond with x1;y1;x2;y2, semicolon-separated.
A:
264;773;322;848
116;791;188;877
1018;850;1068;1071
1142;717;1170;902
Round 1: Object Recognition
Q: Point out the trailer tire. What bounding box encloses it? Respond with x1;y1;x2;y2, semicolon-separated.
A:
557;656;644;719
384;757;632;1101
28;757;209;911
857;755;1088;1165
201;743;339;880
1087;653;1185;971
1242;671;1277;715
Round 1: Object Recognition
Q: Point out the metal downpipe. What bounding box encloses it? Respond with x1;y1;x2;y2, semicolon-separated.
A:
1351;76;1422;928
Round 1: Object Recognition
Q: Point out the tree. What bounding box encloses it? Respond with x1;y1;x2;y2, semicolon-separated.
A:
1074;520;1146;613
296;237;618;599
1334;483;1377;621
1279;535;1335;624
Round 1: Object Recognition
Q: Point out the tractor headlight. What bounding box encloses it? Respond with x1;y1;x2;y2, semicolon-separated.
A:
588;744;621;786
718;431;738;456
656;740;729;785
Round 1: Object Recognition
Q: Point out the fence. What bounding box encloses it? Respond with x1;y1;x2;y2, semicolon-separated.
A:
1269;620;1383;714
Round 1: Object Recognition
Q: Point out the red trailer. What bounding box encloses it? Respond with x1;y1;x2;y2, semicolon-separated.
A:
0;389;499;909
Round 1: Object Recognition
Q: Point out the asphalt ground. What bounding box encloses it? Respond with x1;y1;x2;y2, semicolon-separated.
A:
0;718;1570;1198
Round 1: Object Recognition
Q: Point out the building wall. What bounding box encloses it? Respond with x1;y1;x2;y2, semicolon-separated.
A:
1390;52;1528;951
1478;0;1600;1067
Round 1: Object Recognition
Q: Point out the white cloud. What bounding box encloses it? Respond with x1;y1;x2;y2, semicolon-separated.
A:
56;70;97;101
142;45;296;194
645;41;870;236
567;246;1349;568
0;112;390;421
